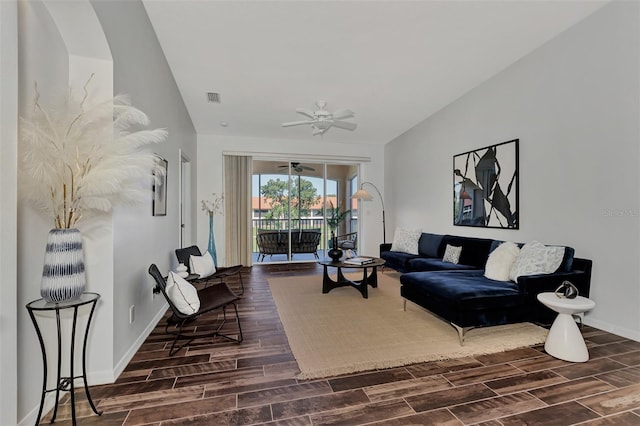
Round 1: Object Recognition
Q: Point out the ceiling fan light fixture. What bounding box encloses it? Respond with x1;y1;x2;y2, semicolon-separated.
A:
314;120;331;130
282;100;357;136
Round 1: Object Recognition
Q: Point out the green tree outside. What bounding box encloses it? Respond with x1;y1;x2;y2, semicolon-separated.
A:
260;177;320;225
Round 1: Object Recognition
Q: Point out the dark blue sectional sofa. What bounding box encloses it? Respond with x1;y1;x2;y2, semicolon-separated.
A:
380;233;592;344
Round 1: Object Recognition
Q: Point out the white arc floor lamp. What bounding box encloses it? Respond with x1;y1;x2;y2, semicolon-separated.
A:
353;182;386;244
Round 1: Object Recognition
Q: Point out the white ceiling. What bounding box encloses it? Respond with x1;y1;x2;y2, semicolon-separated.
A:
142;0;607;146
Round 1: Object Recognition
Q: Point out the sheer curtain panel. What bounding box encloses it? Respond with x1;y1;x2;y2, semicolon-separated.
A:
224;155;253;266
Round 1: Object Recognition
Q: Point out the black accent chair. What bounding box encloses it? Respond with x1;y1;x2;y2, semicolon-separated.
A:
175;246;244;295
148;264;243;355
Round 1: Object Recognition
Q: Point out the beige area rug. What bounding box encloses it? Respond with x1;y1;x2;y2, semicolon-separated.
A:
269;272;548;380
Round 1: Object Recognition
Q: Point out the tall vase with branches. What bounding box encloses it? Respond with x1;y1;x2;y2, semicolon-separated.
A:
326;201;351;260
20;75;167;302
326;201;351;243
201;193;224;268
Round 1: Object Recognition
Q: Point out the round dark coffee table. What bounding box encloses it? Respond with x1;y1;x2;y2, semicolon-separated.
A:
318;257;386;299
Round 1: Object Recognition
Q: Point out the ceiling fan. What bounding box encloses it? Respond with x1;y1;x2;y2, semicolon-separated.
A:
282;100;357;136
278;162;315;173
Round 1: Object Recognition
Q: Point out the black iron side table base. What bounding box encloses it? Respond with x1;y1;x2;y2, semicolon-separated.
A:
322;264;379;298
26;292;103;426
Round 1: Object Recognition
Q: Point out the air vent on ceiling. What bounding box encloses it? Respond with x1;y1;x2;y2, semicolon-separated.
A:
207;92;221;103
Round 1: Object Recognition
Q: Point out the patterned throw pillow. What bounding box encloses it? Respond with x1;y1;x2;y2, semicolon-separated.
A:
390;228;422;254
484;242;521;281
442;244;462;264
166;271;200;315
509;241;565;281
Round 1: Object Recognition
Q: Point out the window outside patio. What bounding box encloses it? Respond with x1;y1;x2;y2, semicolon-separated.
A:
252;161;359;264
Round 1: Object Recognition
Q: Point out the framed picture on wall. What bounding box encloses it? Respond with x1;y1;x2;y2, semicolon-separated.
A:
153;157;168;216
453;139;519;229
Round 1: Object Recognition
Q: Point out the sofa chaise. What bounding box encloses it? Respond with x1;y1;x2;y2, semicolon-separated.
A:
380;232;593;344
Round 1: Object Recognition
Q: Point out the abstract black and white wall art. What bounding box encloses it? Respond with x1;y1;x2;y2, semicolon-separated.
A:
453;139;519;229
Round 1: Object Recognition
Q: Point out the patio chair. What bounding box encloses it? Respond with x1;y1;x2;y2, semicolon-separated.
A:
148;264;243;355
175;246;244;295
338;232;358;254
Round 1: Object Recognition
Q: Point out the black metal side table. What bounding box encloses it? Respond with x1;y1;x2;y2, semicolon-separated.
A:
26;292;102;425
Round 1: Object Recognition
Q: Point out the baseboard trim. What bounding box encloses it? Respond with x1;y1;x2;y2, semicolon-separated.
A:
584;317;640;342
18;302;168;426
113;302;168;379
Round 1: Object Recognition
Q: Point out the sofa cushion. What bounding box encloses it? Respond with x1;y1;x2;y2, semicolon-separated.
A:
400;270;522;311
418;233;444;258
407;257;477;272
509;241;565;281
442;244;462;264
559;247;575;272
391;228;422;254
440;235;494;268
380;250;420;273
484;242;520;281
491;240;574;273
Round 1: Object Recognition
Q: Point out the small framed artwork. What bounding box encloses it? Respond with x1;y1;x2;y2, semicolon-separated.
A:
453;139;519;229
153;157;168;216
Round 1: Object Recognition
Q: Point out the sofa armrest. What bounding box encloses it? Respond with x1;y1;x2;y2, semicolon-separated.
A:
380;243;392;257
517;257;592;324
517;271;591;297
517;257;592;297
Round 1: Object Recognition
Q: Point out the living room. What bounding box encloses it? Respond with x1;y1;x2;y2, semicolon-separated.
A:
2;0;639;424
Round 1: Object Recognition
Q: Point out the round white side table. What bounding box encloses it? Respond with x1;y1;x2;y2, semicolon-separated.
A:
537;292;595;362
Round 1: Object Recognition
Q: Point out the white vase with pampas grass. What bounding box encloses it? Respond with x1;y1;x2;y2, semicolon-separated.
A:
20;75;168;303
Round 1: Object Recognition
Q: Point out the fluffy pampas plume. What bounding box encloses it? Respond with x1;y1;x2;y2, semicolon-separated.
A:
20;74;168;229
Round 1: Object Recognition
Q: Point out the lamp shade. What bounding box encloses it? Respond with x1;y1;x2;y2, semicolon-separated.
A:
352;188;373;201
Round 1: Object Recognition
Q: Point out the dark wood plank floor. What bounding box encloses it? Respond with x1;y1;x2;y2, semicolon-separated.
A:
44;263;640;425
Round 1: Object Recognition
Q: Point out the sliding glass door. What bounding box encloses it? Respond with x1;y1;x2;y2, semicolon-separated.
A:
252;159;358;263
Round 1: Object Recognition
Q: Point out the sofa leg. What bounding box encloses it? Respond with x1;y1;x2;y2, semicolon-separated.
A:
451;323;474;346
403;299;407;312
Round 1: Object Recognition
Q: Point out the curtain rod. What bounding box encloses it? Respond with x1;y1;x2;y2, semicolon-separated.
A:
222;151;371;163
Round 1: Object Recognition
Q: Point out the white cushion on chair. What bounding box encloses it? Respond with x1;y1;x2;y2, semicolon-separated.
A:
189;251;216;278
166;271;200;315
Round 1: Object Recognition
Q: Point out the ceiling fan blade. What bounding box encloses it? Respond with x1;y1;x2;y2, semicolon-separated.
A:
312;127;327;136
295;108;316;119
282;120;313;127
278;162;314;173
332;120;358;131
332;109;354;120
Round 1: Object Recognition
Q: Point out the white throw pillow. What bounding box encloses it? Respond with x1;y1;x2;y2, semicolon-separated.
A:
189;251;216;278
166;271;200;315
509;241;565;281
442;244;462;264
390;228;422;254
485;242;521;281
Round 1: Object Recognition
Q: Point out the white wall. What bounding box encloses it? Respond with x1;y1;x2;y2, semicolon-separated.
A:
385;1;640;340
17;0;115;423
15;0;195;422
91;0;198;372
197;135;385;261
0;2;18;424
